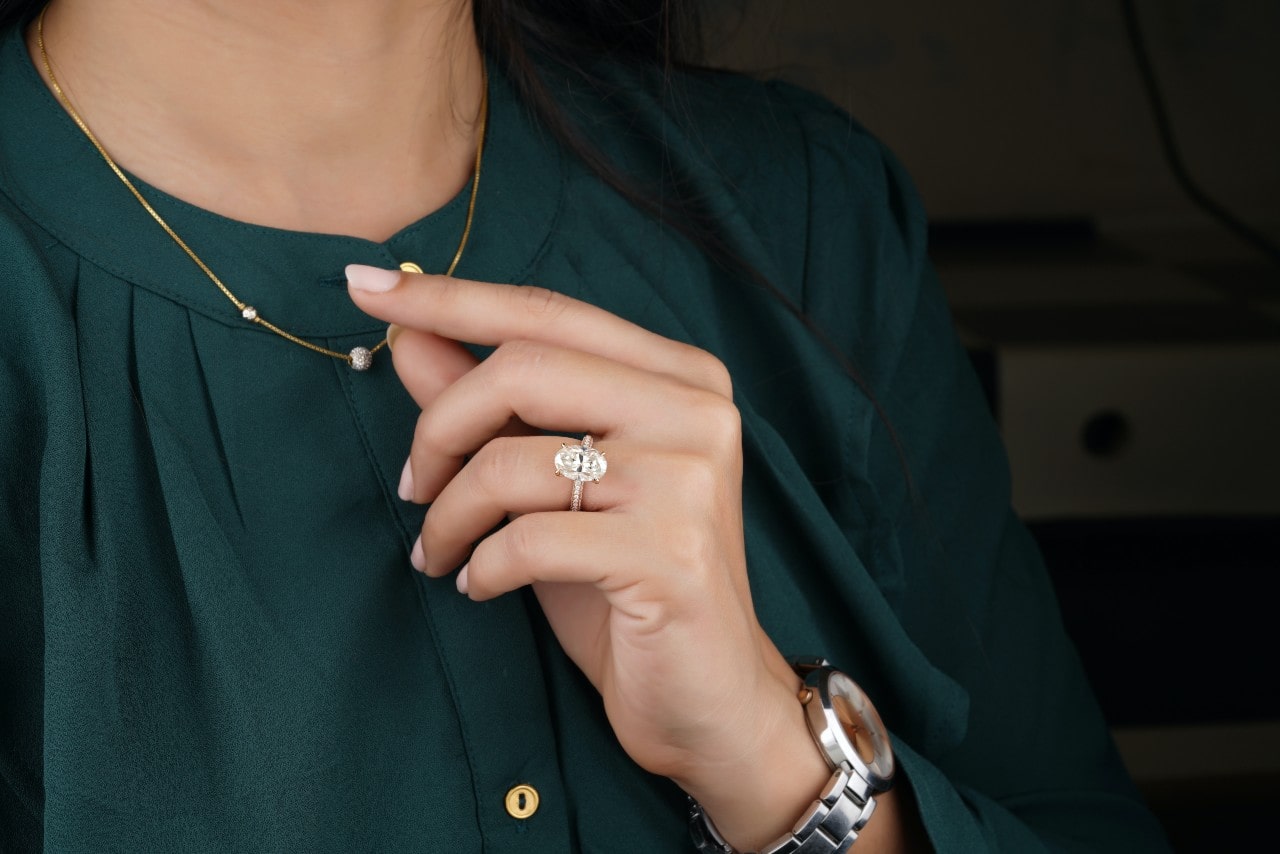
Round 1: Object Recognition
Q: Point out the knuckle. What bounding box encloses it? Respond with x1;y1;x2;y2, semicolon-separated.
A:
430;272;465;307
516;285;570;320
663;525;715;583
472;437;523;498
673;453;722;500
465;540;492;591
694;350;734;397
502;516;546;566
699;393;743;449
497;338;544;362
491;339;547;380
412;409;447;457
420;507;446;547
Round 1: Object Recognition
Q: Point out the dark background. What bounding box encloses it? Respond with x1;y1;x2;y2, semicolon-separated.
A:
710;1;1280;849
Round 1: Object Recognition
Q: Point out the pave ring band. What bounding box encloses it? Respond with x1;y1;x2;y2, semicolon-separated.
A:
554;435;607;511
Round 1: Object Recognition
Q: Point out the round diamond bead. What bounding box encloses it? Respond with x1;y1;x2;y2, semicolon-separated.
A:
241;305;258;321
349;346;373;372
555;442;607;482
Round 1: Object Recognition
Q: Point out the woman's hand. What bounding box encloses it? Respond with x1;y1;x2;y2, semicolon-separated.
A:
346;264;834;850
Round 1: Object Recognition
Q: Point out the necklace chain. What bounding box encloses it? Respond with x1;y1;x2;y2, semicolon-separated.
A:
36;8;487;371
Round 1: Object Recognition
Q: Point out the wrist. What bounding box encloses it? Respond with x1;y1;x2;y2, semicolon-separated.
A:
677;671;831;852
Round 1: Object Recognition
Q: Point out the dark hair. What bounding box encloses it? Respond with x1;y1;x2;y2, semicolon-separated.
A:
470;0;737;276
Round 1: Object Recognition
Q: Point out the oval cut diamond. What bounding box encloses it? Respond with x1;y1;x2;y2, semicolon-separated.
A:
555;442;606;482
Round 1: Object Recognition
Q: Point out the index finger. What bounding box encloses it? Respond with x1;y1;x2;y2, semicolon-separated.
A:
345;264;731;398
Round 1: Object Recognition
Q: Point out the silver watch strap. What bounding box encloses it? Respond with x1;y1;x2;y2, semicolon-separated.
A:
760;769;877;854
690;769;876;854
688;798;736;854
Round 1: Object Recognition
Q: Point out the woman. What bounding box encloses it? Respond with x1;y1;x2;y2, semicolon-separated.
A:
0;0;1168;851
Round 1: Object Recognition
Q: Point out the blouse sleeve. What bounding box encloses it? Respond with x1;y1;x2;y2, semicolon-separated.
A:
770;82;1172;853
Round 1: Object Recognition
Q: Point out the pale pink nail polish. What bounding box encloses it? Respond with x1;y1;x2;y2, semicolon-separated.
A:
410;537;426;572
345;264;401;293
456;564;469;595
397;458;414;502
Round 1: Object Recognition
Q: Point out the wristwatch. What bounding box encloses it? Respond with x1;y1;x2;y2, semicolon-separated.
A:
689;659;895;854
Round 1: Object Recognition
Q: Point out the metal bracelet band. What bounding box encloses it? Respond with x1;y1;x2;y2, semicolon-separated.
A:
689;798;736;854
761;770;877;854
689;770;877;854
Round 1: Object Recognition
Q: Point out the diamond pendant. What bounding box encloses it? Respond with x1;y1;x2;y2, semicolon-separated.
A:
349;346;373;372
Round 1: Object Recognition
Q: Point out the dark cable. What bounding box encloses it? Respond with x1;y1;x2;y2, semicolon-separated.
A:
1118;0;1280;267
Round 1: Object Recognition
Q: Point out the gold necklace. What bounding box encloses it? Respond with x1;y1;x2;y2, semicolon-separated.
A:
36;8;487;372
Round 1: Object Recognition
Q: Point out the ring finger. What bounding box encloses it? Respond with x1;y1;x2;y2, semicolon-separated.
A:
417;434;642;577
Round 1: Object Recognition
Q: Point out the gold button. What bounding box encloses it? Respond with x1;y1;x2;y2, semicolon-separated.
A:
504;784;539;820
398;261;424;274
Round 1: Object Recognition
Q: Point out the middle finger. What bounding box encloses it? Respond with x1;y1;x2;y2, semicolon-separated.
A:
405;340;727;502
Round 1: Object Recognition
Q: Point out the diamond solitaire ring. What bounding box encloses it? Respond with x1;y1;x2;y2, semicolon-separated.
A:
554;435;607;511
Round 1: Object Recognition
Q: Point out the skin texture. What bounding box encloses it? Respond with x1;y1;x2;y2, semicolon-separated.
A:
32;0;926;849
32;0;484;241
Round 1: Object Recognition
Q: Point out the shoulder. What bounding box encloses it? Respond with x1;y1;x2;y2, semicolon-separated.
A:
584;63;913;222
590;62;926;258
572;63;933;370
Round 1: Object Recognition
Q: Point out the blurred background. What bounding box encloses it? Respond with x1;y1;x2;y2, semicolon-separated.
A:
708;1;1279;848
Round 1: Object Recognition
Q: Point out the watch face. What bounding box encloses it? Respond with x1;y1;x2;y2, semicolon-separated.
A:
827;671;894;786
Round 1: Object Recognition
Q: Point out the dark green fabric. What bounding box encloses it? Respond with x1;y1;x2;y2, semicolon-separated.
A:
0;22;1168;853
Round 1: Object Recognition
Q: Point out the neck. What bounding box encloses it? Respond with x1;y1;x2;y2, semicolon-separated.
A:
31;0;483;241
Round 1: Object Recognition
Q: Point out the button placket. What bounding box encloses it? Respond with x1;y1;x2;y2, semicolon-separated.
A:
338;342;573;850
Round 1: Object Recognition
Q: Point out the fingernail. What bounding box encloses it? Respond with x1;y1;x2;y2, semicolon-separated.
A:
410;536;426;572
386;323;404;352
397;458;415;502
456;563;469;595
345;264;401;293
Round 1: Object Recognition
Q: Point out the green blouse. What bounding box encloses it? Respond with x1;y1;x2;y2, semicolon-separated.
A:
0;22;1168;853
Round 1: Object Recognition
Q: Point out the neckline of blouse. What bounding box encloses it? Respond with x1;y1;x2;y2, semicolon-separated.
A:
0;23;565;339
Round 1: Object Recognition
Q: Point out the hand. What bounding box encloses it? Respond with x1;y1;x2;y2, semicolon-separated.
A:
347;264;833;850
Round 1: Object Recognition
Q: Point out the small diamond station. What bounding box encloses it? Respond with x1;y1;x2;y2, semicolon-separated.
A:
348;346;373;372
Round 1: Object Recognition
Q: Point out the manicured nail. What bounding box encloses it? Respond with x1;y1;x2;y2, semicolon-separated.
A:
386;323;404;352
456;563;469;595
397;458;415;502
345;264;401;293
410;536;426;572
